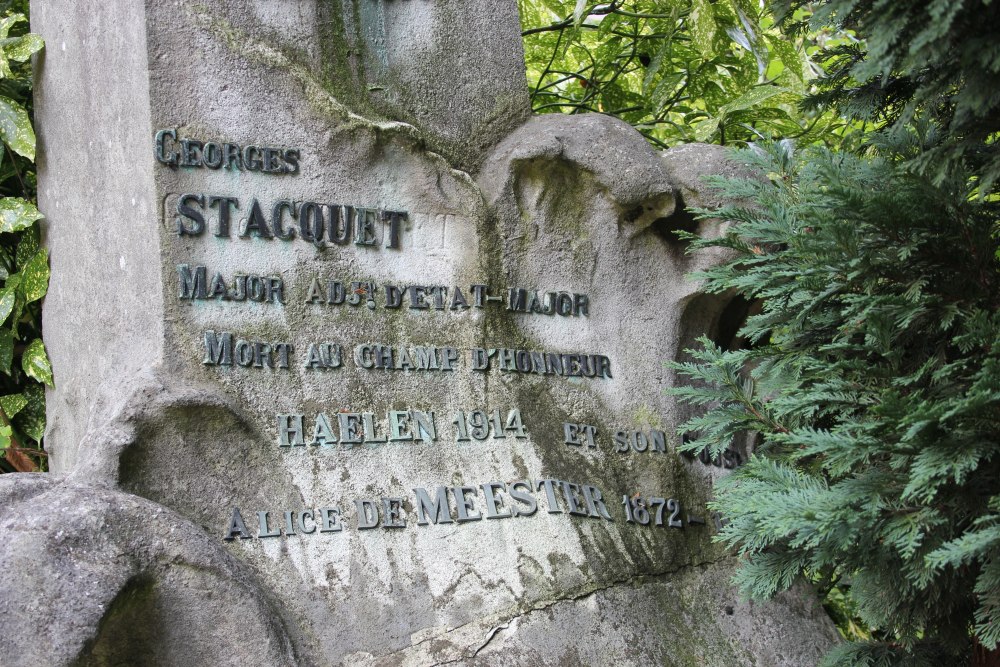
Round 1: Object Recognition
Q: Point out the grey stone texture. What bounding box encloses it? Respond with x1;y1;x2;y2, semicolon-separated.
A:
660;142;749;211
0;474;296;667
34;0;162;474
17;0;839;664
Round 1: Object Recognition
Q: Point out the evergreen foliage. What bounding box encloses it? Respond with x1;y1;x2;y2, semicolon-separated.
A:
670;139;1000;663
777;0;1000;193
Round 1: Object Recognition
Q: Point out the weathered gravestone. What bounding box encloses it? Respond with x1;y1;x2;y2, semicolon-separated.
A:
2;0;839;664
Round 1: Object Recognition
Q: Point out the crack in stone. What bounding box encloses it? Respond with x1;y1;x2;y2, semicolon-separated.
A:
465;622;510;661
425;555;732;666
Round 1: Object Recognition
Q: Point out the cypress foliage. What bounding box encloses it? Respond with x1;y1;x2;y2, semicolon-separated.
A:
670;137;1000;663
670;1;1000;662
777;0;1000;193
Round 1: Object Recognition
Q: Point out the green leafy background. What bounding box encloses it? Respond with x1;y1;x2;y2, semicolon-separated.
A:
0;0;47;474
519;0;854;149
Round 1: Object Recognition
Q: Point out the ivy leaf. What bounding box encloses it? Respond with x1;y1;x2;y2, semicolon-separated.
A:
694;116;720;142
2;33;43;63
15;221;38;268
0;14;24;41
0;327;13;374
597;11;622;39
0;14;22;79
0;96;35;159
21;338;52;387
0;286;14;324
690;0;717;59
0;421;10;451
3;271;22;333
0;196;41;233
651;72;685;115
0;392;27;419
720;85;787;114
14;382;44;442
642;36;673;93
729;0;759;19
765;34;804;82
18;248;48;304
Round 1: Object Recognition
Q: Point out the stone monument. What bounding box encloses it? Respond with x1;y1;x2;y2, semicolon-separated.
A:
0;0;839;664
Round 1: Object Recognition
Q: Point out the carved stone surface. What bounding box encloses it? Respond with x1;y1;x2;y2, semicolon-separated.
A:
20;0;840;664
0;474;296;667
